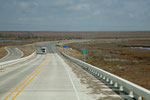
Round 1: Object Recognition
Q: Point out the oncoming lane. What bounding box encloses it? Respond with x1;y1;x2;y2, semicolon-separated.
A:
0;47;23;63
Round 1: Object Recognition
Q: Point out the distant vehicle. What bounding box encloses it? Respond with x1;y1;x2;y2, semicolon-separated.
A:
41;47;47;54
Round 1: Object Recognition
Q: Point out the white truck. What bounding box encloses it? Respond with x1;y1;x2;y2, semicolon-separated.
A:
41;47;47;54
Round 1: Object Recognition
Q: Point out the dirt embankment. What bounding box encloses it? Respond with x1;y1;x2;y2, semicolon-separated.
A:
0;47;7;59
57;39;150;90
18;44;36;57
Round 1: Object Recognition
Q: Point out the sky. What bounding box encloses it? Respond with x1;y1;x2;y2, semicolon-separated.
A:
0;0;150;31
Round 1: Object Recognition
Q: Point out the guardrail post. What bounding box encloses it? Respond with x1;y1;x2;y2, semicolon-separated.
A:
106;78;109;82
97;73;100;77
110;80;113;85
129;91;134;98
93;71;96;75
138;96;143;100
92;70;94;75
100;75;103;78
94;71;97;76
95;71;98;76
119;85;123;91
114;82;118;88
95;71;98;75
88;68;91;72
103;76;106;80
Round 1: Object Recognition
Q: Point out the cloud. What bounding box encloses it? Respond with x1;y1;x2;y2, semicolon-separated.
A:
18;1;30;8
66;4;90;11
0;0;150;31
52;0;74;6
93;10;101;15
33;2;39;7
16;1;39;9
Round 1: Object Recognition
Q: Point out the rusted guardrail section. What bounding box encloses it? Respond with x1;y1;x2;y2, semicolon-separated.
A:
62;52;150;100
0;51;36;69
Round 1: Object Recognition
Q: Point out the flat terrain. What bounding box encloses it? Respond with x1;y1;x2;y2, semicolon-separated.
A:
1;31;150;40
61;39;150;90
0;41;33;48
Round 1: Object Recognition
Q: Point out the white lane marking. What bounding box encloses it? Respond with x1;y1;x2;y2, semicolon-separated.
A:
56;54;81;100
0;47;23;62
16;48;24;57
5;47;11;57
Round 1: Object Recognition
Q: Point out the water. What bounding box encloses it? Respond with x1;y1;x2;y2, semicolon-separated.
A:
0;40;21;42
131;47;150;50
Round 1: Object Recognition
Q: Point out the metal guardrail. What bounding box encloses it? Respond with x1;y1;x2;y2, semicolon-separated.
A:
61;52;150;100
0;51;36;69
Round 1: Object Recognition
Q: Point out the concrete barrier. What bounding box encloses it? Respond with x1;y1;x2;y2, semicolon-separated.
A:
0;51;36;69
61;52;150;100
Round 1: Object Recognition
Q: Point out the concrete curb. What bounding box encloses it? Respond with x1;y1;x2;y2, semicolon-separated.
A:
0;51;36;70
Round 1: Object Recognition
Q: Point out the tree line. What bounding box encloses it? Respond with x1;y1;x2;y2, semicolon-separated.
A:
0;32;39;40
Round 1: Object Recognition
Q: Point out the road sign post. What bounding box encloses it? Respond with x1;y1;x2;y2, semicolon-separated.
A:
63;45;68;53
69;48;72;55
81;50;88;61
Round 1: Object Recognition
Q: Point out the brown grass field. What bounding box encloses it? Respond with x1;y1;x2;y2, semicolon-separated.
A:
58;39;150;90
1;31;150;40
0;47;7;59
19;44;36;57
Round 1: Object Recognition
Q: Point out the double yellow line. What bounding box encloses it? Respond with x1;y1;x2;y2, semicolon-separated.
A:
4;54;50;100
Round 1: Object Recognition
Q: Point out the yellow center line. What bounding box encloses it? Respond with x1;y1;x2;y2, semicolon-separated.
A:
4;55;50;100
12;55;50;100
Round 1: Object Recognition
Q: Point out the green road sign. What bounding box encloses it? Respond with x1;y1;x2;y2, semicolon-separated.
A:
81;50;88;54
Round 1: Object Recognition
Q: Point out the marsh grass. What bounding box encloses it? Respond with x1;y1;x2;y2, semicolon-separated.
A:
66;39;150;90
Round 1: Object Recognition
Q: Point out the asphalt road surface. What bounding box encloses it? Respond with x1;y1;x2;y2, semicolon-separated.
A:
0;47;23;63
0;42;127;100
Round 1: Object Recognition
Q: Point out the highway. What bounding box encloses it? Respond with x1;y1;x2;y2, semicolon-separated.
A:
0;47;23;63
0;42;125;100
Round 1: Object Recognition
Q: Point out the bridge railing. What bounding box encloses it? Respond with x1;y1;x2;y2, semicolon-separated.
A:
62;52;150;100
0;51;36;69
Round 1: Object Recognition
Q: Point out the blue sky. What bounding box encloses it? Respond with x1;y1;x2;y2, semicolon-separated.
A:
0;0;150;31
